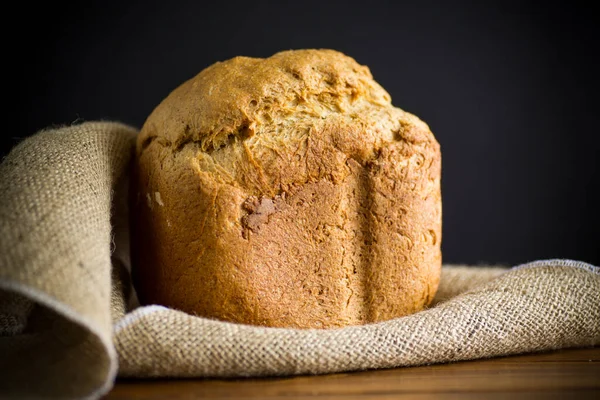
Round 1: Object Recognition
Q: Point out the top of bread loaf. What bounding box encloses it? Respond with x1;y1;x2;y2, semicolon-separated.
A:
138;49;435;196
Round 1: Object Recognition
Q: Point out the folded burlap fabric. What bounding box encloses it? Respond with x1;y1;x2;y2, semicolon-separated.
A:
1;122;598;400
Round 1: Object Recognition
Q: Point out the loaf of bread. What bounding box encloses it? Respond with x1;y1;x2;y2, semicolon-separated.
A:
131;49;441;329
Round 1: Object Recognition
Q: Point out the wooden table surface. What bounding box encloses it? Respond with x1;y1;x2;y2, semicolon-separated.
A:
105;346;599;399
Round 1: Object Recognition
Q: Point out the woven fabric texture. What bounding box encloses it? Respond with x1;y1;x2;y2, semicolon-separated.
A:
1;122;598;400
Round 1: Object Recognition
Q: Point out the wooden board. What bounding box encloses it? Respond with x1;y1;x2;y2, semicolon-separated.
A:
104;346;600;399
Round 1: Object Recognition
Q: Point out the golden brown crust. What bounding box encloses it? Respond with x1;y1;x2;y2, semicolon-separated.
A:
131;49;442;328
137;49;392;153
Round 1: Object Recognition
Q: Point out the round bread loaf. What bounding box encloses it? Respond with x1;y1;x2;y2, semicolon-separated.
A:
131;49;442;329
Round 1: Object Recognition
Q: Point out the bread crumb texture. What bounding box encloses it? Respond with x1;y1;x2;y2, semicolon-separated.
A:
131;49;442;328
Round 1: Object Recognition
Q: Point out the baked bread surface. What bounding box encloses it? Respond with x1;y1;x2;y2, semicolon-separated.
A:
132;49;442;328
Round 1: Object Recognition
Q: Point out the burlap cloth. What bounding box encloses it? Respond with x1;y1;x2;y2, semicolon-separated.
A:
0;122;598;399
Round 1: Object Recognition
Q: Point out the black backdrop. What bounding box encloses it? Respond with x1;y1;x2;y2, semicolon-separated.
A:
9;0;599;265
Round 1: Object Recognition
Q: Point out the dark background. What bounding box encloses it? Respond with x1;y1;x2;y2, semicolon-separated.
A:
10;0;599;266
